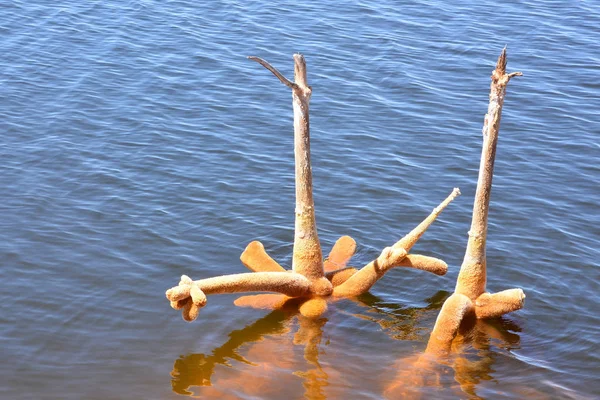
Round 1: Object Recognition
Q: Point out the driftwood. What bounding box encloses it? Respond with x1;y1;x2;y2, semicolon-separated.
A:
421;47;525;358
454;46;525;319
164;47;529;399
385;48;526;398
165;54;458;320
452;48;525;316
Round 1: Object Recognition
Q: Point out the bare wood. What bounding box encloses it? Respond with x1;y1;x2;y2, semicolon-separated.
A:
474;289;525;319
455;48;522;300
324;254;447;288
249;54;325;282
166;53;462;322
190;284;207;306
331;189;458;297
331;247;407;298
325;267;358;287
289;54;325;281
293;54;309;88
248;56;296;89
417;48;525;360
182;300;200;322
233;293;291;309
397;254;448;276
195;272;311;296
166;271;312;303
394;188;461;251
298;297;328;318
331;251;449;298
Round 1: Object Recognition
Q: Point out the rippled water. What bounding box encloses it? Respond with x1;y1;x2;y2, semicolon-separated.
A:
1;1;599;399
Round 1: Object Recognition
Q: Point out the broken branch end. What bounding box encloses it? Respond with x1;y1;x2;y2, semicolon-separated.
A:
248;56;296;89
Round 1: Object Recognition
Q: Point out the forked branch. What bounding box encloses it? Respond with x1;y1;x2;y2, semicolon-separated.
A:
166;53;461;322
332;188;459;298
418;48;526;362
166;272;312;321
455;47;523;300
250;54;325;281
248;56;296;89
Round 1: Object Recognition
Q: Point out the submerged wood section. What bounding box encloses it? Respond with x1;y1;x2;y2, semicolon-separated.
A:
165;53;459;320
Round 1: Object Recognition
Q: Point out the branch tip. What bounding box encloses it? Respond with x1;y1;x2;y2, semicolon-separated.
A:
496;47;508;74
248;56;296;89
293;53;309;88
493;48;522;83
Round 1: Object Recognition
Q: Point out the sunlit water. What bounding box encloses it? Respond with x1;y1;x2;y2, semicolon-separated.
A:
1;1;599;399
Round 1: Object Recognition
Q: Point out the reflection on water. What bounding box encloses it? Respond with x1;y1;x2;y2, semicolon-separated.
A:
385;312;522;399
171;309;328;398
350;290;451;341
171;309;292;395
171;292;523;398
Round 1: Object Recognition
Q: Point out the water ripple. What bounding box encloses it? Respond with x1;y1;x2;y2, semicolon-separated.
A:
1;0;599;399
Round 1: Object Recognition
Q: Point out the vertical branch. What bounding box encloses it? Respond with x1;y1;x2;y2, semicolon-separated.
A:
290;55;325;282
455;48;522;300
294;54;309;87
249;54;325;283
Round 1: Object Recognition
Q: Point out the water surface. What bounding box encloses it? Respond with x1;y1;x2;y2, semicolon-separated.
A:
1;1;599;399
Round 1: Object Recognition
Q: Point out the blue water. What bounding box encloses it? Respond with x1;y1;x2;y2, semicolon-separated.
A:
1;1;599;399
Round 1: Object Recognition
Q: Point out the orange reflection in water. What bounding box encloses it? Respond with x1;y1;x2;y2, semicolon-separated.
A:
171;308;335;399
384;315;522;399
170;292;523;399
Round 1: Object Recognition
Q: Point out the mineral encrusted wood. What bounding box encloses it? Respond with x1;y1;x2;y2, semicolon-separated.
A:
165;54;458;320
428;48;526;359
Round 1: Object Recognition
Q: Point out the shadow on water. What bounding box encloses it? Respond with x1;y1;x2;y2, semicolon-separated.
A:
170;291;523;399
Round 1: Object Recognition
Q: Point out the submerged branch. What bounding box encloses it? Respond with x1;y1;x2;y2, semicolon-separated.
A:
425;293;475;357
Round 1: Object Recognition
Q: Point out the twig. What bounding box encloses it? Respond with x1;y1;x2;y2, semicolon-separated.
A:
248;56;297;89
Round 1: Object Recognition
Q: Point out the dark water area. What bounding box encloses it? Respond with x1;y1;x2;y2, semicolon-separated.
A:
1;1;599;399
